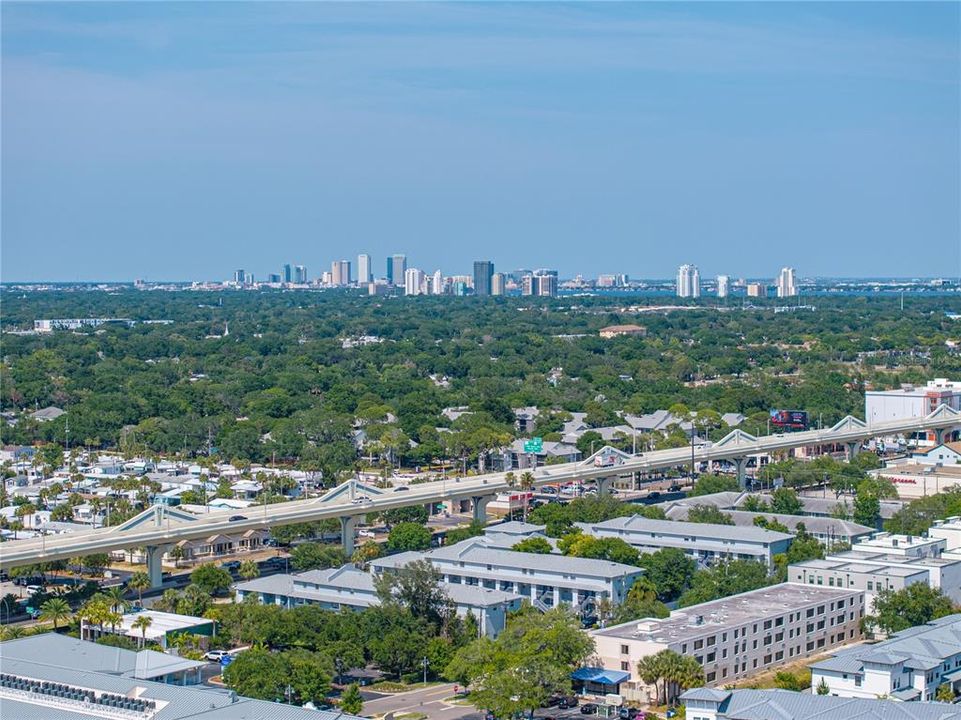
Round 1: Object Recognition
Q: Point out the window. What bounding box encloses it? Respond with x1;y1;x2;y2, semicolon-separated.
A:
694;639;704;650
706;652;715;663
867;581;873;590
620;645;629;655
707;636;716;646
706;671;716;682
621;662;630;671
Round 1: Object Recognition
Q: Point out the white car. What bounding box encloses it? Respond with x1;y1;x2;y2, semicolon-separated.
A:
204;650;230;662
350;495;372;504
358;529;376;538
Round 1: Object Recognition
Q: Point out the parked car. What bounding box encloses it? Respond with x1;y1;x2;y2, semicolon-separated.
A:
619;707;640;720
541;696;560;708
204;650;230;662
220;561;241;571
358;529;376;538
558;697;579;709
580;704;597;715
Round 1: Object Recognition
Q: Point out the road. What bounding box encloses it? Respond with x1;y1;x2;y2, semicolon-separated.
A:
1;406;957;572
360;684;589;720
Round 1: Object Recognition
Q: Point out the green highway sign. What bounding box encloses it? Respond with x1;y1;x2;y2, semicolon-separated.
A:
523;437;543;453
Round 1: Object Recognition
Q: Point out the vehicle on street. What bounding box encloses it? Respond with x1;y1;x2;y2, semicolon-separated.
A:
393;486;410;492
220;561;241;571
558;697;579;709
228;515;248;522
358;529;375;538
580;704;597;715
350;495;372;504
619;707;639;720
204;650;230;662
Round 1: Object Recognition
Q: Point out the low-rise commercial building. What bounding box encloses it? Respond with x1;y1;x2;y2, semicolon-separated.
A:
580;516;793;567
591;583;863;702
681;688;961;720
875;462;961;499
850;532;945;559
235;563;523;637
810;614;961;701
370;538;643;613
0;634;363;720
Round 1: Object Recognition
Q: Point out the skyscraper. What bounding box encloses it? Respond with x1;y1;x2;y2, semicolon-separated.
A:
521;270;558;297
473;260;494;296
234;269;245;284
491;272;506;296
677;264;701;298
776;267;798;298
716;274;730;298
431;269;444;295
294;265;308;284
389;254;407;287
404;267;425;296
357;254;372;284
331;260;351;286
283;264;292;283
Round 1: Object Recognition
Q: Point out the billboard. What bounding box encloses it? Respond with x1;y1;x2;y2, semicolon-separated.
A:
769;409;808;430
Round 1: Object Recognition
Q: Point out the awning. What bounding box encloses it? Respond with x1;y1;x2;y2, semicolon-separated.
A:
571;667;630;686
944;668;961;682
890;687;922;701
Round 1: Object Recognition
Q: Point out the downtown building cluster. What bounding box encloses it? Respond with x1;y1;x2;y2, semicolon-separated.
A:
676;264;799;299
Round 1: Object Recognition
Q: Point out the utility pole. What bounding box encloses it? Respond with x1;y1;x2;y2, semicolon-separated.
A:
422;656;429;684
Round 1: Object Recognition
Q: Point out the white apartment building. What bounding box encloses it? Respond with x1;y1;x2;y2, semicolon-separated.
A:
579;516;793;567
865;379;961;444
404;267;426;296
234;564;523;637
928;517;961;552
775;266;797;298
677;264;701;298
369;538;643;613
850;532;945;559
810;614;961;702
716;275;730;298
591;583;863;701
681;688;961;720
791;547;961;606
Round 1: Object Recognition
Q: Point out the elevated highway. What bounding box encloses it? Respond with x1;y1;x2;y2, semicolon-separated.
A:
2;404;958;586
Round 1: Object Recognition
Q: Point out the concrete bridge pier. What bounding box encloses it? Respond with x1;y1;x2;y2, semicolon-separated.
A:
145;544;171;589
341;516;359;556
471;495;494;524
934;428;948;445
734;457;750;489
845;441;861;461
596;477;612;496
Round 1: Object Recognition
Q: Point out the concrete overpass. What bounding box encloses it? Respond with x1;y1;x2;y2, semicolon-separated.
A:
2;404;958;586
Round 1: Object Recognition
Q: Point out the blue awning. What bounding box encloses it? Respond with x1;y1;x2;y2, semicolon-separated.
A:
571;667;630;685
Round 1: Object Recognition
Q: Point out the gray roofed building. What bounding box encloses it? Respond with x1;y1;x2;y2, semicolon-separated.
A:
810;613;961;701
680;688;961;720
370;537;643;614
235;563;523;637
579;514;793;567
29;406;65;422
0;635;364;720
664;505;873;547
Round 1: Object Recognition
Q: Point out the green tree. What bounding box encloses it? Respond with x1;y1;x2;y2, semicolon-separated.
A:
39;597;71;631
132;614;153;648
638;548;697;602
678;560;771;607
816;678;830;695
512;537;553;554
445;521;486;544
690;474;740;497
387;522;432;552
128;572;150;606
340;683;363;714
374;559;452;627
239;559;260;581
351;540;384;566
190;564;234;595
937;683;956;703
864;584;955;635
222;646;288;700
686;504;735;525
769;487;803;515
559;534;640;565
290;543;348;572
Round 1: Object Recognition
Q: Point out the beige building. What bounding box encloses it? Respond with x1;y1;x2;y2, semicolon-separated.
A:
590;583;863;702
876;462;961;499
598;324;647;339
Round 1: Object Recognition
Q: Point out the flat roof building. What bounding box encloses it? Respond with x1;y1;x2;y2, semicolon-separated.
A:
579;515;793;567
810;614;961;702
850;532;945;559
591;583;863;702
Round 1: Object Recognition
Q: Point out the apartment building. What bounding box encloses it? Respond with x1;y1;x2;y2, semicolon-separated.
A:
681;688;961;720
663;505;872;548
810;614;961;702
369;538;643;612
927;517;961;551
791;548;961;606
851;532;945;559
234;564;523;637
580;516;792;567
591;583;863;702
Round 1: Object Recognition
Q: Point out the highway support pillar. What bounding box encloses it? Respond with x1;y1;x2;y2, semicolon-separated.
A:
145;544;171;590
934;428;947;445
341;516;358;557
471;495;494;524
845;441;861;461
596;477;612;496
734;457;750;489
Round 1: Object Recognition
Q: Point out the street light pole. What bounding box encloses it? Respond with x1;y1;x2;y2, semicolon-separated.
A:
422;656;429;684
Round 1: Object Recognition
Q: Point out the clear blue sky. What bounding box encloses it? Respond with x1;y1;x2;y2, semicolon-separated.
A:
2;2;959;282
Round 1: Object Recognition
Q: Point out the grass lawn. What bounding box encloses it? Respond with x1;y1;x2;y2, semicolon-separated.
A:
367;681;446;693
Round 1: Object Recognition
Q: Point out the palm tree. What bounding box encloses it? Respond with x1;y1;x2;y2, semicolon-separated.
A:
519;471;535;522
78;599;108;641
100;586;129;616
504;471;516;488
14;503;37;530
0;625;24;641
39;597;71;632
131;615;153;649
636;652;666;705
238;559;260;581
128;572;150;607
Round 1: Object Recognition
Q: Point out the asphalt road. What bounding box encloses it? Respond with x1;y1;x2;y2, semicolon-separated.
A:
360;684;591;720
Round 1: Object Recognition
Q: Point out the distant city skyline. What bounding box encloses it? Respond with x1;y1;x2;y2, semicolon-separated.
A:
2;2;959;282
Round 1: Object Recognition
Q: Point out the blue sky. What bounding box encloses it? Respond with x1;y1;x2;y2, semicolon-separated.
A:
2;2;959;281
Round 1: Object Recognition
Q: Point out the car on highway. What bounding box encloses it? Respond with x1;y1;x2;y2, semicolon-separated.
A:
358;529;376;538
393;486;410;492
350;495;372;504
228;515;248;522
